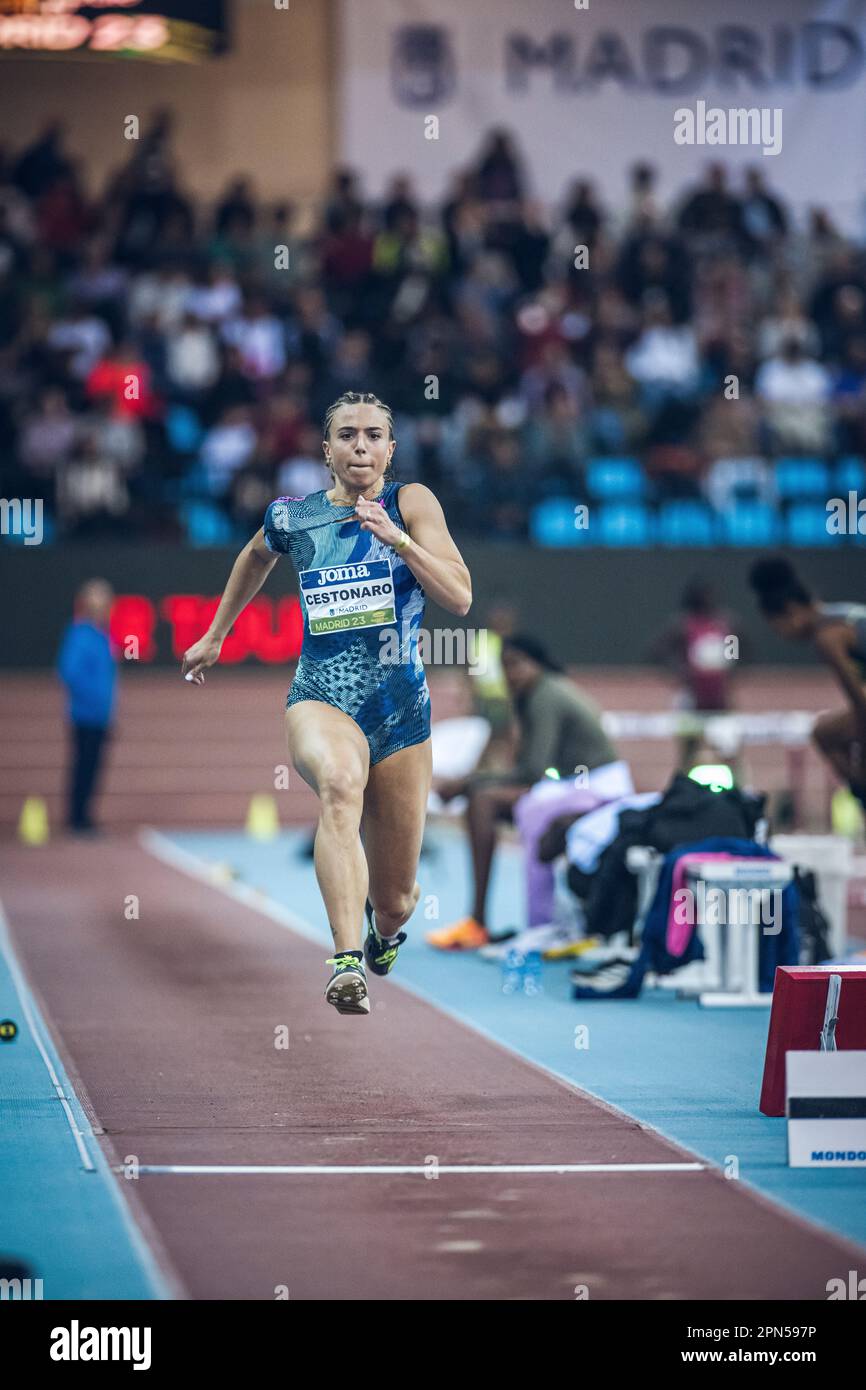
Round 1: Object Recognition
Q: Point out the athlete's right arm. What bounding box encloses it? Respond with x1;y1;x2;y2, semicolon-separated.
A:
181;528;278;685
813;621;866;728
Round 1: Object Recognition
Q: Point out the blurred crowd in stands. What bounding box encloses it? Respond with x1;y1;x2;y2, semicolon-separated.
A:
2;112;866;544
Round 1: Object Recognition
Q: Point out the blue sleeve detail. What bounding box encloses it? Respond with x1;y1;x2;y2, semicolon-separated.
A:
263;498;297;554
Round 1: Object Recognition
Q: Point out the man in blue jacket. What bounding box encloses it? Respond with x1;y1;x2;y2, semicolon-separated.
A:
57;579;116;833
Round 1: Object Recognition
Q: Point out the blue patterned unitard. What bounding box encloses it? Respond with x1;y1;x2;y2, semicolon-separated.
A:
263;482;431;763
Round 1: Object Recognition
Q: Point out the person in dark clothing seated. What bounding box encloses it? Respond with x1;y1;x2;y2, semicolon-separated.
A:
57;579;117;833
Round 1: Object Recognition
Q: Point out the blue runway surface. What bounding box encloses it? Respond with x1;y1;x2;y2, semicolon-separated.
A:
0;907;170;1301
162;824;866;1255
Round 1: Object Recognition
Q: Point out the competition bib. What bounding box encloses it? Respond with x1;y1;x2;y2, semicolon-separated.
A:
299;559;396;635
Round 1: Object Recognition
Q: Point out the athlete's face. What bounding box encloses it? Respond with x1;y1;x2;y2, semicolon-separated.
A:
324;405;395;495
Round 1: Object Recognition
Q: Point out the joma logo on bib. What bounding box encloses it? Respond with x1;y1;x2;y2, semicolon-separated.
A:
316;564;370;585
300;559;396;635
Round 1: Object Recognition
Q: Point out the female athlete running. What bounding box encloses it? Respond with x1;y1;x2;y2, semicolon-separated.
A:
749;556;866;811
181;391;472;1015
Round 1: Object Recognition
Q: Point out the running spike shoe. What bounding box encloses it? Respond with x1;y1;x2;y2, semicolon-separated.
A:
324;952;370;1015
363;899;407;976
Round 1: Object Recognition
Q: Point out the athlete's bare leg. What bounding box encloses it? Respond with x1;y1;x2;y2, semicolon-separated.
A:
361;739;433;937
812;708;866;787
285;701;370;953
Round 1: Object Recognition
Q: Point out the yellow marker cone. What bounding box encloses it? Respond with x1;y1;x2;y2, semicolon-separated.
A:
18;796;49;846
245;793;279;841
831;787;864;839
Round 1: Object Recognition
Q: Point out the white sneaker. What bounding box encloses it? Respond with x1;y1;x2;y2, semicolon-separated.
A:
479;924;562;963
568;936;639;975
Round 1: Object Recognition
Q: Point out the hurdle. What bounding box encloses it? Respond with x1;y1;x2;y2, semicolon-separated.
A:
601;710;824;825
627;847;792;1006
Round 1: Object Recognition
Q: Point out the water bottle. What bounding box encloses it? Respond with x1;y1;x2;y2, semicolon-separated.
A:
523;949;543;996
501;948;526;994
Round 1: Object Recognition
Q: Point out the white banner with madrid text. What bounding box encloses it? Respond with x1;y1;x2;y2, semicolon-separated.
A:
336;0;866;234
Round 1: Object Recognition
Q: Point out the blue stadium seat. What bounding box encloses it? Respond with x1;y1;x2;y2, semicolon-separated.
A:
598;502;653;546
166;403;204;454
774;457;830;500
180;500;234;547
835;456;866;493
586;457;646;501
179;462;211;498
785;503;835;547
529;497;589;547
720;502;780;546
657;501;715;546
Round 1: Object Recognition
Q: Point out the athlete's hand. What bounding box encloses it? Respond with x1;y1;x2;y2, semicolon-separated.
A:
355;498;404;549
182;633;223;686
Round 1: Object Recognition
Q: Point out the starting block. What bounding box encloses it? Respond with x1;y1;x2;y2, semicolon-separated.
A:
760;965;866;1116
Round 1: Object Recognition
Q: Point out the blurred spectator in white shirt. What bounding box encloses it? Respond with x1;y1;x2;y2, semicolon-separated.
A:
185;261;242;325
625;292;700;394
165;314;221;394
47;305;111;379
200;405;258;495
755;338;832;453
222;296;286;379
127;266;192;335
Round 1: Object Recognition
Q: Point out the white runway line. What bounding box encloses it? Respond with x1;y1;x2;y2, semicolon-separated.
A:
118;1162;707;1176
140;827;325;944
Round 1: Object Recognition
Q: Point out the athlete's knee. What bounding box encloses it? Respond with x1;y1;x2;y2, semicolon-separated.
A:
316;760;365;811
373;885;418;927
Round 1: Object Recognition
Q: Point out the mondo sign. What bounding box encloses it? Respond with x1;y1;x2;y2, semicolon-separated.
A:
0;1;227;60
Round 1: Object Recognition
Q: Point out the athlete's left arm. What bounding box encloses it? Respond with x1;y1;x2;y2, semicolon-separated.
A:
360;484;472;617
814;622;866;726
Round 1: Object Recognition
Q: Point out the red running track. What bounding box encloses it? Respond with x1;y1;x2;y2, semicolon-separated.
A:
1;837;862;1301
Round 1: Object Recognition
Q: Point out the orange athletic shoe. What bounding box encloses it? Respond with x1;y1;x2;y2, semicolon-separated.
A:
425;917;490;950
